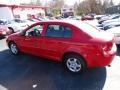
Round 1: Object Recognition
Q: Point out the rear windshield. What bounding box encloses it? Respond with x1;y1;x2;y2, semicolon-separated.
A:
74;21;100;37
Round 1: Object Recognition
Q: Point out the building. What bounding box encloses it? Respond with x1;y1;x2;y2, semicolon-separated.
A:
105;5;120;14
61;5;74;18
0;4;48;20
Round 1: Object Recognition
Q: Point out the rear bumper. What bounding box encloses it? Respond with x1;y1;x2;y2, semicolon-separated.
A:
86;43;117;68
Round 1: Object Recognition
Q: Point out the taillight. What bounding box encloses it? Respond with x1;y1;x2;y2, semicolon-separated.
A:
105;42;112;51
101;42;113;56
102;44;107;51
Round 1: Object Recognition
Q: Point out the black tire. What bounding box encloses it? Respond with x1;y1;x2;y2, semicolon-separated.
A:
9;42;19;55
63;54;86;73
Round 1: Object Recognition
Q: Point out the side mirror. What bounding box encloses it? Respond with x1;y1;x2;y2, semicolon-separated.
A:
20;31;25;36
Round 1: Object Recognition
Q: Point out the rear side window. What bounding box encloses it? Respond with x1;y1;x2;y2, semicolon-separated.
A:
45;25;72;38
63;27;72;38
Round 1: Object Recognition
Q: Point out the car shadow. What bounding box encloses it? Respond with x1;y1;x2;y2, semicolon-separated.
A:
0;49;107;90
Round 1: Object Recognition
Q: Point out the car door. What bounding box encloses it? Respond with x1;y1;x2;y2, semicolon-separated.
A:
18;24;44;56
40;24;73;61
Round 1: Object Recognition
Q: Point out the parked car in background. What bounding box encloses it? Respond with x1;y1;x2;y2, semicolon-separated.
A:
6;19;35;33
98;15;110;23
98;14;120;24
0;25;10;37
0;19;35;33
94;15;104;20
28;18;41;22
81;15;94;21
102;17;120;25
103;22;120;30
106;26;120;44
6;20;116;73
0;19;11;37
35;17;46;21
55;16;64;20
96;14;120;30
0;19;6;25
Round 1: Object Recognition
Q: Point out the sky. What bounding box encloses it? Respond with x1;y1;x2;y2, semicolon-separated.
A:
0;0;120;5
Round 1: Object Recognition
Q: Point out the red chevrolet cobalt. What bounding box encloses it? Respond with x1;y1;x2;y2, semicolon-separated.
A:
6;20;117;73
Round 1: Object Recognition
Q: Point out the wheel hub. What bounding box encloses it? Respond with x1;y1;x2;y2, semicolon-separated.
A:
10;44;18;54
66;58;81;72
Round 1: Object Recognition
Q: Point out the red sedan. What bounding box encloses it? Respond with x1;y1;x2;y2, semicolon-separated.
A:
6;20;117;73
0;25;10;37
81;15;94;21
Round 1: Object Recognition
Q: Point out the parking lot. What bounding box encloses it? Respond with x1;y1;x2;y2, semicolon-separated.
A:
0;38;119;90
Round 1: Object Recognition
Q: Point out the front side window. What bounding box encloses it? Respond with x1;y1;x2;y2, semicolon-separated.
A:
25;24;43;37
45;25;72;38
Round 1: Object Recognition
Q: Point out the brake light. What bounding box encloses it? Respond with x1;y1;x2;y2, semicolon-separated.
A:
102;42;113;56
104;42;112;51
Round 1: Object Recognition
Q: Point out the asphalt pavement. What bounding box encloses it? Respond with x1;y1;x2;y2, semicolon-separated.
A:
0;38;120;90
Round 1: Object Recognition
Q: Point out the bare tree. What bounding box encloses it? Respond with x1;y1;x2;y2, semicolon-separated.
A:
21;0;42;5
36;0;42;5
75;0;114;15
48;0;65;16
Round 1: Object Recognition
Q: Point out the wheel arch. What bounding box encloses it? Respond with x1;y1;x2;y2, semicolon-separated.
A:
8;40;15;48
62;51;87;68
8;40;20;55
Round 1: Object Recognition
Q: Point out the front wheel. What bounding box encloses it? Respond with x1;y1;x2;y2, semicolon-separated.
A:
9;42;19;55
63;54;86;73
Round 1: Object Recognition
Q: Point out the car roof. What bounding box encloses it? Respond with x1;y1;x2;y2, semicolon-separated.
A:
34;20;85;26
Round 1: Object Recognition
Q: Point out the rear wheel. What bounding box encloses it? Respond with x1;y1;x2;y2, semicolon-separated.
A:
9;42;19;55
63;54;86;73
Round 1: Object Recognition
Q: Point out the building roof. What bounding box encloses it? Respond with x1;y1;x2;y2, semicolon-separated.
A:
0;4;48;9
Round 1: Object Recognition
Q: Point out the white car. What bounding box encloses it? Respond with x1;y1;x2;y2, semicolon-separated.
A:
0;19;35;33
102;17;120;25
103;21;120;30
94;15;104;20
98;14;120;24
6;19;35;33
106;26;120;44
